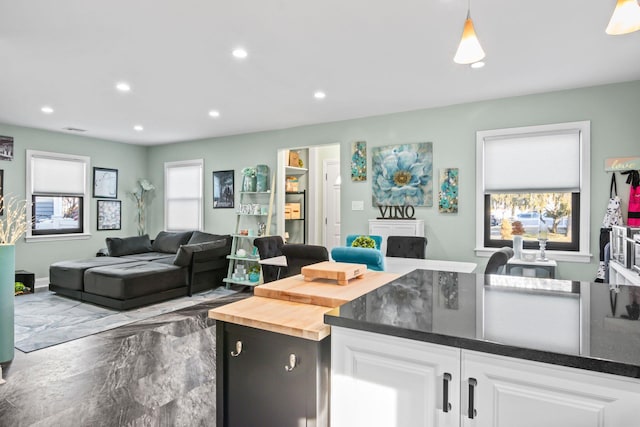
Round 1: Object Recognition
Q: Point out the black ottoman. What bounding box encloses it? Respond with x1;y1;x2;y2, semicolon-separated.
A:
82;261;188;310
49;257;136;292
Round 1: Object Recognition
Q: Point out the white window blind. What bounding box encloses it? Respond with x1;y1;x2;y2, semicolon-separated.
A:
31;154;87;195
483;130;581;192
165;160;203;231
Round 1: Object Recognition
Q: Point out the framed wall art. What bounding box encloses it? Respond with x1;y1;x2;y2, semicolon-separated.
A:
97;200;121;230
213;170;234;208
0;136;14;161
438;167;459;213
371;142;433;207
93;167;118;199
351;141;367;181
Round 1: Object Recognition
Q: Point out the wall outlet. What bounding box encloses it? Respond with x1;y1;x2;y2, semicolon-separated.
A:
352;201;364;211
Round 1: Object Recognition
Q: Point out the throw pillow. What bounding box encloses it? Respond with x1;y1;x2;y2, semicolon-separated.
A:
173;239;228;267
188;231;226;244
106;235;152;257
152;231;193;253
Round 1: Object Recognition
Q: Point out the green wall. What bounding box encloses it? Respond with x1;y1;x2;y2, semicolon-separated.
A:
2;80;639;281
147;80;640;281
0;123;148;277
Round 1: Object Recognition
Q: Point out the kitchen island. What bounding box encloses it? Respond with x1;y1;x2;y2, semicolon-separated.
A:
325;269;640;427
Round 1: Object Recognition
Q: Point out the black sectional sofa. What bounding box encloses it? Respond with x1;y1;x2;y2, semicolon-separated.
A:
49;231;232;310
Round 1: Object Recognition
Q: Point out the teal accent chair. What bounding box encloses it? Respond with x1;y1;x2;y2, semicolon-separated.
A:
331;246;385;271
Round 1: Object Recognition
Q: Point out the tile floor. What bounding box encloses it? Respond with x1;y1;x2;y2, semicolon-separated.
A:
0;290;249;427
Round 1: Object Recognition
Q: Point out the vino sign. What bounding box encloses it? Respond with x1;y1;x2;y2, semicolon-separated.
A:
377;205;416;219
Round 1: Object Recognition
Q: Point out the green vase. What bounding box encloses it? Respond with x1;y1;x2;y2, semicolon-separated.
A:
0;244;15;363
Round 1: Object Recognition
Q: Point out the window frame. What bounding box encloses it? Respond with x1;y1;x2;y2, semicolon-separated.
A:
475;121;591;262
164;159;204;232
26;149;91;241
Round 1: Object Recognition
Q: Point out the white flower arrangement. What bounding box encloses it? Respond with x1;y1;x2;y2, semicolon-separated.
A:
0;194;29;245
130;179;155;236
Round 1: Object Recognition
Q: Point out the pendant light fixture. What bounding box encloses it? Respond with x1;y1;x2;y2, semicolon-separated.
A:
454;0;485;64
606;0;640;35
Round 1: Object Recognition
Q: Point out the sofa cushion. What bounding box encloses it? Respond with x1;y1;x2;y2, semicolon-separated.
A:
173;239;229;267
151;231;193;253
188;231;228;244
120;252;176;262
49;257;137;290
106;235;152;257
83;261;186;300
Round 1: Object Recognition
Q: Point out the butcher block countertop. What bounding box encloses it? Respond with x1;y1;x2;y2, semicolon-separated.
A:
209;268;398;340
254;270;398;307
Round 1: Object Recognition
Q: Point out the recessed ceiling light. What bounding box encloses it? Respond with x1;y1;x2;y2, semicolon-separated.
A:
470;61;485;69
41;106;54;114
314;91;326;100
232;48;248;59
116;82;131;92
208;110;220;118
134;125;144;132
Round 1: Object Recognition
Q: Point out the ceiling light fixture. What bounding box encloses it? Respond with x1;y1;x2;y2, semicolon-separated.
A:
314;91;326;100
41;106;54;114
453;0;486;65
134;125;144;132
116;82;131;92
606;0;640;35
208;110;220;118
232;48;248;59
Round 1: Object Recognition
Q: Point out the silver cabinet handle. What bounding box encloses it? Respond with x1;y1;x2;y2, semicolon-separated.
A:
442;373;452;413
230;340;242;357
468;378;478;419
284;353;297;372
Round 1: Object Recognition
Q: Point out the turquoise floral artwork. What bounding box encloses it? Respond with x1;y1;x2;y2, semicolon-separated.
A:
439;167;458;213
371;142;433;207
351;141;367;181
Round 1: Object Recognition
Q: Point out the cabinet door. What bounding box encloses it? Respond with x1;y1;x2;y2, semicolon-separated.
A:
331;326;460;427
220;322;326;427
461;350;640;427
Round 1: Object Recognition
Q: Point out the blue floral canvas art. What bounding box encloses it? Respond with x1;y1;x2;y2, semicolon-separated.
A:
439;167;459;213
371;142;433;207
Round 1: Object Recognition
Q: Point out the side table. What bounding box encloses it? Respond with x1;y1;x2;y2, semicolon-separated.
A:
506;258;557;279
15;270;35;293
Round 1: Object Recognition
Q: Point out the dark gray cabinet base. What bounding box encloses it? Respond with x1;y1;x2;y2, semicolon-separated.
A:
216;322;330;427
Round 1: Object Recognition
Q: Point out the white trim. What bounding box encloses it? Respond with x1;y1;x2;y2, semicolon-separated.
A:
475;121;591;261
25;149;91;241
164;159;204;231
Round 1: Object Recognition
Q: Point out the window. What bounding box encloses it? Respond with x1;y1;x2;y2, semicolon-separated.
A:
165;159;203;231
26;150;90;240
476;121;591;262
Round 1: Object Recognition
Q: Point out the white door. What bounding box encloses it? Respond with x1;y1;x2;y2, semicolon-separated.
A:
323;159;341;253
331;327;461;427
461;350;640;427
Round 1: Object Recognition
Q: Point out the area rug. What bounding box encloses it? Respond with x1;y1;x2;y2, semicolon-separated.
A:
13;287;237;352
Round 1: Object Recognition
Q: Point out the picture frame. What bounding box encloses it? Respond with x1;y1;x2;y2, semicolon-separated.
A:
0;136;13;161
213;170;234;208
97;200;121;230
93;167;118;199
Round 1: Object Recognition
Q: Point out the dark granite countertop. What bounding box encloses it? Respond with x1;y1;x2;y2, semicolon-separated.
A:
324;269;640;379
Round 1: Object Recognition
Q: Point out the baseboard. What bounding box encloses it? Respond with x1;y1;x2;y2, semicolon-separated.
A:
34;277;49;292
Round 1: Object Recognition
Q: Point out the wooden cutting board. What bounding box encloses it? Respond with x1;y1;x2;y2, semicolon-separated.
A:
209;296;333;341
301;261;367;285
254;270;398;307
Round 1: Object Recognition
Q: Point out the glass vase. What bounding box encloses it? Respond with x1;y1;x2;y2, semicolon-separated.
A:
242;175;257;192
256;164;269;192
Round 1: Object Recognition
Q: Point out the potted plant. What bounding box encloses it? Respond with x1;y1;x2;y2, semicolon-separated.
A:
241;167;257;192
351;235;376;249
248;264;261;282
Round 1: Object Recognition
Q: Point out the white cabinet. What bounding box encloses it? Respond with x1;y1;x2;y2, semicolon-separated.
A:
331;326;460;427
368;219;425;255
462;350;640;427
331;327;640;427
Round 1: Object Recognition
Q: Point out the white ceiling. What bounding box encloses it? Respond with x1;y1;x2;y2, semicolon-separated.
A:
0;1;638;146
